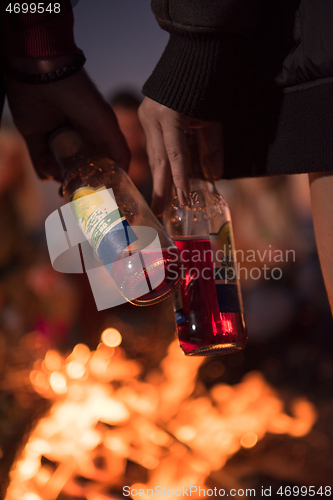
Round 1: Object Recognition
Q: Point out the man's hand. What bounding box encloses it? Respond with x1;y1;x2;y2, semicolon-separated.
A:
5;60;130;182
138;97;224;215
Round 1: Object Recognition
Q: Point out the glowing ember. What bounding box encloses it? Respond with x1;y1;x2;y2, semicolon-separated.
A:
5;337;317;499
240;432;258;449
49;372;67;394
101;328;122;348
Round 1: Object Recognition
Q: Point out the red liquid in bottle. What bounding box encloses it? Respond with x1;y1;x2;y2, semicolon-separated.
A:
174;239;247;356
111;247;182;306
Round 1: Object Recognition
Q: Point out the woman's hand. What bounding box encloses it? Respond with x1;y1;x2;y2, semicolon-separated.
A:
138;97;224;215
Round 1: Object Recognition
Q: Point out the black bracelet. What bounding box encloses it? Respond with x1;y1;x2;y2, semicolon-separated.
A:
3;50;86;85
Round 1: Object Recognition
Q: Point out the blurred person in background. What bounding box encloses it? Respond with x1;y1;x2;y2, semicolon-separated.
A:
0;126;79;347
0;126;33;341
109;90;153;204
139;0;333;317
218;175;313;279
0;126;29;274
218;174;321;338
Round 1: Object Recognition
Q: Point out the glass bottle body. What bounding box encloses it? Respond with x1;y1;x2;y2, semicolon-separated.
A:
164;178;247;356
62;154;182;306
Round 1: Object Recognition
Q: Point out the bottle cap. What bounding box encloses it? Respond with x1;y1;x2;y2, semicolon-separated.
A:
49;126;83;159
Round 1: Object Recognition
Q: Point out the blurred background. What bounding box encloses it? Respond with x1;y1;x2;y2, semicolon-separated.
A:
0;1;333;498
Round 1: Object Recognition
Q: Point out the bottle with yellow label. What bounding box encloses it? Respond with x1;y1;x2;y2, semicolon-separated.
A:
164;129;247;356
49;127;182;306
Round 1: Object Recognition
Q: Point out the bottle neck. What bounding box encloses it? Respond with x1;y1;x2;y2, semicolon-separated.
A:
64;151;108;184
58;150;99;182
56;153;81;180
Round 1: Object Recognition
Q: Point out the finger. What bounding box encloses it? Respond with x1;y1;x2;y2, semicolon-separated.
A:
146;127;173;216
162;125;190;203
145;136;171;215
139;113;173;215
151;171;172;216
199;123;224;180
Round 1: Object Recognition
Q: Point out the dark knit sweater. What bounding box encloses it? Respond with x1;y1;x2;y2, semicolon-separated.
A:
143;0;333;179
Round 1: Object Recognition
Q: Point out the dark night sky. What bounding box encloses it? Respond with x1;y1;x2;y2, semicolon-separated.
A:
73;0;168;98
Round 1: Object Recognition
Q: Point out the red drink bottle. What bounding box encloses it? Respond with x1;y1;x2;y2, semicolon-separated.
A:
164;129;247;355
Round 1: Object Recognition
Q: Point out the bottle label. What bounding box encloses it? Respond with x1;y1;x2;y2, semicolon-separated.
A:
72;186;127;255
210;222;241;313
173;287;184;324
209;222;237;285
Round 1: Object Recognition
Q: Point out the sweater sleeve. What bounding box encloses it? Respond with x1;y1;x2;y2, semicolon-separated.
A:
0;0;78;58
142;0;262;121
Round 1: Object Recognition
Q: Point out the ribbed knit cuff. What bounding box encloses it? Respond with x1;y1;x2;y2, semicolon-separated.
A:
142;31;248;121
1;0;78;58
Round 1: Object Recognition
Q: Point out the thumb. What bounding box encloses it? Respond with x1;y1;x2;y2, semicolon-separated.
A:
26;133;63;182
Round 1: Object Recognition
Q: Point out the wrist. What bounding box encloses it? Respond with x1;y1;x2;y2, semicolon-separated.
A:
3;51;86;85
6;55;75;74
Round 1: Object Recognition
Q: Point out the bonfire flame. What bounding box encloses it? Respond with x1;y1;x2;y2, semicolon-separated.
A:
5;331;317;500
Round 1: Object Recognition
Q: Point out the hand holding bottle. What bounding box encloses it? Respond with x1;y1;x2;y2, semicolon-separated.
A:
163;129;247;356
138;97;224;215
6;62;130;182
